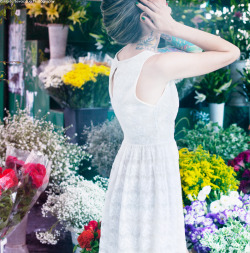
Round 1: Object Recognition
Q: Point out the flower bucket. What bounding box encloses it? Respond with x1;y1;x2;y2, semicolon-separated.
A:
71;231;81;253
63;107;109;146
48;24;69;59
209;102;225;128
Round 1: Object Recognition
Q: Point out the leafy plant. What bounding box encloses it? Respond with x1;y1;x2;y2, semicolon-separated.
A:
194;68;238;104
177;121;250;163
237;67;250;104
200;218;250;252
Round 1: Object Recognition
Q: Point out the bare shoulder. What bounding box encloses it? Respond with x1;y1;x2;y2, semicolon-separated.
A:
145;50;240;81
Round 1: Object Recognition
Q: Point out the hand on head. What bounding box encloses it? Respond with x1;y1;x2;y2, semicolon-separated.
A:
136;0;176;35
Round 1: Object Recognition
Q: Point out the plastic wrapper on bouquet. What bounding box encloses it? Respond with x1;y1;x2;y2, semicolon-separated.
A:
0;146;52;240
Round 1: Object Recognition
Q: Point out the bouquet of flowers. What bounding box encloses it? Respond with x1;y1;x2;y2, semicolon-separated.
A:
38;57;111;109
228;150;250;194
0;146;51;239
184;187;250;252
0;157;19;235
36;175;107;245
74;220;101;253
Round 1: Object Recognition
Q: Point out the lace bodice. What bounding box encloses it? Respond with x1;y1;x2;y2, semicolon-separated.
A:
109;50;179;145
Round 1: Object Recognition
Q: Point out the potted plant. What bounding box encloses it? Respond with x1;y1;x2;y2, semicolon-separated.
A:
214;3;249;106
194;67;238;127
38;56;111;145
25;0;88;60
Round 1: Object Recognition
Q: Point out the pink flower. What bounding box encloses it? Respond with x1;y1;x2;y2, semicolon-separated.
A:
234;11;242;18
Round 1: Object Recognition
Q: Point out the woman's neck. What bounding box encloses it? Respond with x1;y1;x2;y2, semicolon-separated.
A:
132;31;161;52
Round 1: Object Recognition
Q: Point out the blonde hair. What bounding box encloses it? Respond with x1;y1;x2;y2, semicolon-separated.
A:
101;0;143;45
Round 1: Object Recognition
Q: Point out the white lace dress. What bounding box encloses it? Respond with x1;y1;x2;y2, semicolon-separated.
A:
98;50;187;253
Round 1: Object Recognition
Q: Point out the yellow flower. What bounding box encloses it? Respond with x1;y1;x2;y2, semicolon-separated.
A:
25;1;43;17
179;145;239;206
68;9;87;25
44;3;59;22
62;63;110;89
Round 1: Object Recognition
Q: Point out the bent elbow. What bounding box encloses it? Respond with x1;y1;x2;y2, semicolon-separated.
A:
230;47;241;62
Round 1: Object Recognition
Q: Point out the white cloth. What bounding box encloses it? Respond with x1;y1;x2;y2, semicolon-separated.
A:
98;49;187;253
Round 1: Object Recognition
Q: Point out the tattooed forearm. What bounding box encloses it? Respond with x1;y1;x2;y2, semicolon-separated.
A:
161;33;203;53
136;31;161;52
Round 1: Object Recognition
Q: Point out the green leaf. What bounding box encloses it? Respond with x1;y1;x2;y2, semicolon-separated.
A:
73;244;79;252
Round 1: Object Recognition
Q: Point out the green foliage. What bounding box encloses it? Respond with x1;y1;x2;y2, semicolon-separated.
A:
0;1;22;24
194;67;238;103
177;121;250;163
200;218;250;252
238;68;250;103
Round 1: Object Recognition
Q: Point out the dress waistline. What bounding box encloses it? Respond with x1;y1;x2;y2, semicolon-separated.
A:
122;138;176;147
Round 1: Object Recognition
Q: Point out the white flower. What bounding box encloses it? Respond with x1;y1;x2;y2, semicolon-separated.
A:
197;192;207;201
194;90;206;104
202;185;211;195
229;191;239;199
197;185;211;201
220;195;231;208
210;200;223;213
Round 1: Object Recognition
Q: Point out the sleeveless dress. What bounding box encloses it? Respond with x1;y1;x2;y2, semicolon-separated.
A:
98;49;187;253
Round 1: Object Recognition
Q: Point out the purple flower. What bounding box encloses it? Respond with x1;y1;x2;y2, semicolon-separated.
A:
242;170;250;179
244;212;250;224
217;211;227;225
239;180;250;194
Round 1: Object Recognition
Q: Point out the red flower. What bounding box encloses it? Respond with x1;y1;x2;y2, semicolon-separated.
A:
77;230;94;250
234;165;241;172
6;156;25;170
23;163;46;188
84;220;98;232
0;168;18;190
6;156;18;169
97;229;101;240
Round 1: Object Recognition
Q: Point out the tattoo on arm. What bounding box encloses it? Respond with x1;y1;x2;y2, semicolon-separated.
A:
160;34;203;53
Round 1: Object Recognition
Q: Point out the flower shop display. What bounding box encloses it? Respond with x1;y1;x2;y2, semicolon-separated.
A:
73;220;101;253
82;117;123;178
177;121;250;163
25;0;88;59
38;57;110;109
38;56;111;145
228;150;250;194
36;174;108;249
0;104;90;193
179;145;239;207
194;68;238;127
184;187;250;253
0;145;51;242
